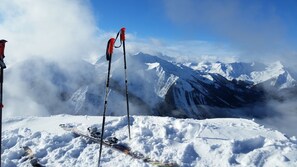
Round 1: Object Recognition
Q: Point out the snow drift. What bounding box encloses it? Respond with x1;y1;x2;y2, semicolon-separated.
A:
2;115;297;166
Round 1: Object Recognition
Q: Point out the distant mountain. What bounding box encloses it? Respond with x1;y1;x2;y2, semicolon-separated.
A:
125;53;263;118
6;53;297;119
187;61;297;89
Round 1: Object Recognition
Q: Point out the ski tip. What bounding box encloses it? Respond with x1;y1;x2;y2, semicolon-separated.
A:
59;123;76;129
145;158;180;167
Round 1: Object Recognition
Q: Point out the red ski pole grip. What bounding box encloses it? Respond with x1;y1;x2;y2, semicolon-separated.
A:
0;39;8;59
106;38;115;61
120;28;126;41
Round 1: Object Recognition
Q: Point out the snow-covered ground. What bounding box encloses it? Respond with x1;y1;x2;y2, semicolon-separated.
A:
2;115;297;167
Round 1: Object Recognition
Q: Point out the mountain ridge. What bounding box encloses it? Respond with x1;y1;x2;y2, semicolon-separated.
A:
4;53;297;119
187;60;296;89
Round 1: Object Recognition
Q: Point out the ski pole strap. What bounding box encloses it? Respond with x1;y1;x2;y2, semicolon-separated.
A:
106;38;115;61
114;27;126;48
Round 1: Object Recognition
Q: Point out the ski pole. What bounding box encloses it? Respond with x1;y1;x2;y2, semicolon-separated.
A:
0;68;3;165
98;38;115;167
0;39;7;165
115;28;131;140
120;28;131;140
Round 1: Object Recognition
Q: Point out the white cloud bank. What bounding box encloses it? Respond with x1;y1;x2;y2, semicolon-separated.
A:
125;35;239;63
0;0;102;117
0;0;99;65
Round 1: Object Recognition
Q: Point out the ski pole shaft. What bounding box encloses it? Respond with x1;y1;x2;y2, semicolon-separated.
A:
119;28;131;140
122;40;131;140
98;115;105;166
98;38;115;166
98;59;111;167
0;68;3;112
0;68;3;165
0;39;7;165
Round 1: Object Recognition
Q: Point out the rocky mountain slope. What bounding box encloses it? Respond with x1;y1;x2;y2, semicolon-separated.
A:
5;53;297;119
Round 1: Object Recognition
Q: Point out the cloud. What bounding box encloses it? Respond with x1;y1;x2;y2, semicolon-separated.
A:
0;0;101;118
163;0;297;65
255;98;297;137
0;0;251;67
0;0;99;65
126;34;239;63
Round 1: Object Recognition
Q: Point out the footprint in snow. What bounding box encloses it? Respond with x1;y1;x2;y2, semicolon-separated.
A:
232;136;265;154
181;144;200;167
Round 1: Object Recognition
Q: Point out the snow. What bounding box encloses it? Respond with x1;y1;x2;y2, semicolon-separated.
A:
70;86;89;114
146;62;179;98
2;115;297;167
189;61;297;89
146;62;160;70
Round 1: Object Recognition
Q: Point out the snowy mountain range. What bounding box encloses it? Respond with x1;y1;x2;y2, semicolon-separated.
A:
187;60;296;89
3;53;297;166
5;53;297;119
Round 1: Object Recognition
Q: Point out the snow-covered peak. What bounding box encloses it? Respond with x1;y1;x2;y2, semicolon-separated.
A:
188;60;296;89
251;61;296;89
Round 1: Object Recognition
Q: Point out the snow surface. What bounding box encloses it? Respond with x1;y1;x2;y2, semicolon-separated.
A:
2;115;297;167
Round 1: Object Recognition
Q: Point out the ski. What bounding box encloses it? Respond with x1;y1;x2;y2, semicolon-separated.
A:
59;123;179;167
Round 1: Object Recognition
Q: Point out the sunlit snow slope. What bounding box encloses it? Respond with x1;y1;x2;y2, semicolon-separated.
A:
189;61;296;89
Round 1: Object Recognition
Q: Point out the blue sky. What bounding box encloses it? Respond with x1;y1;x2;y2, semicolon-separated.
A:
1;0;297;66
88;0;297;66
90;0;228;41
90;0;297;45
90;0;182;40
